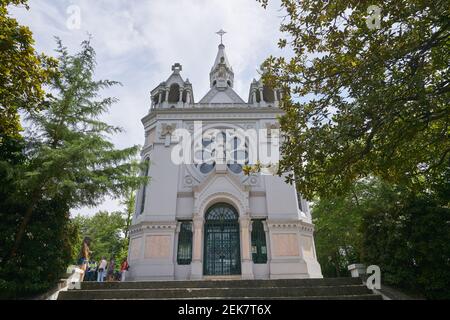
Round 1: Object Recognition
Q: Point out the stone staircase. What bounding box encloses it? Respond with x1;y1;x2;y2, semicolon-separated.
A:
58;277;382;300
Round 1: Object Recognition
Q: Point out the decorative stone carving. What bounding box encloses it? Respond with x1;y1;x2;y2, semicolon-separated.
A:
184;175;194;187
249;176;259;186
160;122;177;147
160;123;176;137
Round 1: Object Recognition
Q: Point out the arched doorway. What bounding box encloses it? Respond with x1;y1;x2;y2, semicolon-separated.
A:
203;203;241;276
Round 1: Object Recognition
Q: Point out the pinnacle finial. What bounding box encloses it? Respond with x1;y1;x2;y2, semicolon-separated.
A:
171;63;182;73
216;29;227;45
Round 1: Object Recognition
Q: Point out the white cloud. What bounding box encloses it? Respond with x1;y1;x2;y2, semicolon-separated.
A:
11;0;285;216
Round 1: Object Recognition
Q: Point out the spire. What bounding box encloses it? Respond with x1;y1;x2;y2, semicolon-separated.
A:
210;30;234;89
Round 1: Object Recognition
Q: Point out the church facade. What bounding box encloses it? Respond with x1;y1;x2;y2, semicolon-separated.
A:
128;37;322;281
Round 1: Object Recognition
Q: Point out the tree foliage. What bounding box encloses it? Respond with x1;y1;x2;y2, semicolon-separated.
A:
259;0;450;199
71;187;137;267
0;0;58;141
72;211;127;264
0;39;146;297
362;191;450;299
313;177;450;299
312;180;367;277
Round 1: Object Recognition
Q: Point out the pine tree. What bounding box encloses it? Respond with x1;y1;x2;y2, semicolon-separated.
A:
5;38;146;261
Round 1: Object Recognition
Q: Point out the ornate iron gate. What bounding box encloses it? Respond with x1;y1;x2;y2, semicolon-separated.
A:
203;204;241;276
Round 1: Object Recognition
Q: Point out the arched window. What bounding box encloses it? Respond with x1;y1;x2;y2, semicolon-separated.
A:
152;95;159;106
251;220;268;264
168;84;180;103
195;131;248;175
177;221;193;265
227;136;248;174
195;139;216;174
262;86;275;103
205;203;239;221
139;158;150;215
255;90;262;103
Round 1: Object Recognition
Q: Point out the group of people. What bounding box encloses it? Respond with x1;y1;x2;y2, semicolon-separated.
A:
78;237;130;282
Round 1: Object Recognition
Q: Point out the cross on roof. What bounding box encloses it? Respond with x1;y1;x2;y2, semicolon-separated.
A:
172;63;182;73
216;29;227;45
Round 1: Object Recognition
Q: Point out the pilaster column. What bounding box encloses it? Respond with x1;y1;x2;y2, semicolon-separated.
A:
240;216;254;279
273;89;279;108
165;89;169;107
190;216;204;280
252;90;257;106
178;88;184;108
186;91;191;105
259;87;265;107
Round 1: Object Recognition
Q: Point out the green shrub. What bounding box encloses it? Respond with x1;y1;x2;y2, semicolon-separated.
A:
0;197;78;299
362;196;450;299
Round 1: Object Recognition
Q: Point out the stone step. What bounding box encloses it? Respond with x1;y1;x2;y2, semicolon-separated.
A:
58;284;374;300
102;294;383;301
80;277;362;291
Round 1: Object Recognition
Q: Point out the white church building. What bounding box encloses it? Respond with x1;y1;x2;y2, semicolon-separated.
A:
128;34;323;281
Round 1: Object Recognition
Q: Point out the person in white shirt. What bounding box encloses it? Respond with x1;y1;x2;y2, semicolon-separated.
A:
97;257;107;282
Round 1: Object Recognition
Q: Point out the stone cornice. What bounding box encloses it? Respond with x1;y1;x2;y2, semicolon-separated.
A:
129;221;178;235
267;219;315;233
141;107;284;126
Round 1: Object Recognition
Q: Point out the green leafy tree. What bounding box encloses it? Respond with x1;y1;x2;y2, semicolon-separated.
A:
312;181;367;277
362;192;450;299
72;211;127;263
313;177;450;299
0;0;58;141
258;0;449;199
4;38;146;260
119;190;137;263
72;189;137;267
0;39;146;297
122;189;136;241
0;133;79;298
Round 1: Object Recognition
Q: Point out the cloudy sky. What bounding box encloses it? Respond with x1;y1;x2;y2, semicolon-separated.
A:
11;0;286;216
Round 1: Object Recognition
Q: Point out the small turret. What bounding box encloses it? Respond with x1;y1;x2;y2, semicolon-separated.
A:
150;63;194;110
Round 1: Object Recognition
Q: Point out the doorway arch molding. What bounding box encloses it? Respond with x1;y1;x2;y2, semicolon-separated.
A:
196;191;249;219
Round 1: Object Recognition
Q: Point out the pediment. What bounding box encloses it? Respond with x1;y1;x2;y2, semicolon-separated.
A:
194;169;248;195
193;168;250;216
199;87;245;104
